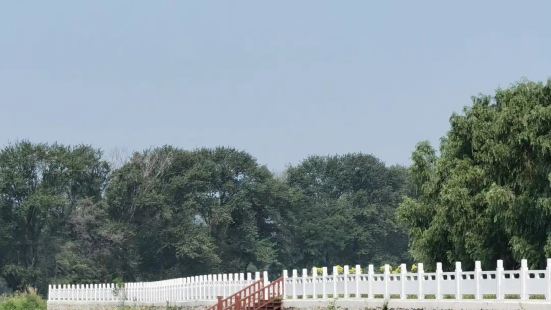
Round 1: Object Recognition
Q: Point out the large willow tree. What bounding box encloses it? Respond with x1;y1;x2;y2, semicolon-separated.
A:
398;80;551;270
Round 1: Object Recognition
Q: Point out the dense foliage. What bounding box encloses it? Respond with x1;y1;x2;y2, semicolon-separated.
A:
0;143;407;295
286;154;410;267
398;80;551;270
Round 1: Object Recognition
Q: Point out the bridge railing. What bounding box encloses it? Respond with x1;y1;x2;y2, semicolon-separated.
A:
282;258;551;301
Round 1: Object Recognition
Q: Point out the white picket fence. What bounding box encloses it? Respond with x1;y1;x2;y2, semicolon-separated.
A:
48;271;268;304
48;258;551;306
282;259;551;301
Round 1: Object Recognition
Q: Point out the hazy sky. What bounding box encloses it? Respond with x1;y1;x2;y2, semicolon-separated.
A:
1;1;550;171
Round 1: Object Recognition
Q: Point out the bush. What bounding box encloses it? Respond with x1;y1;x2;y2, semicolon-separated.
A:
0;292;46;310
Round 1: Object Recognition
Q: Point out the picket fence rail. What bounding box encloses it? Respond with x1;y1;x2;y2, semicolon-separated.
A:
282;259;551;301
48;271;268;304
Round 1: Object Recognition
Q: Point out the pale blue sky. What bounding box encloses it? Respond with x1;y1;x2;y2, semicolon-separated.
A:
1;1;550;171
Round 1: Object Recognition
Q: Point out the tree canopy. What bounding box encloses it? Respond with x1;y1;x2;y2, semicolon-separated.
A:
398;80;551;270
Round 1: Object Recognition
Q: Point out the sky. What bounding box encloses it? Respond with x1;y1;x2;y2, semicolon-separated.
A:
1;1;550;172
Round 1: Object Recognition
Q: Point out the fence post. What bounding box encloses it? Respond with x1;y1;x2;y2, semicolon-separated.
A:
343;265;349;298
384;264;390;300
232;273;236;296
455;262;462;300
311;267;317;298
322;267;328;299
127;282;131;303
188;276;193;300
239;273;245;296
150;282;154;303
228;273;238;296
187;278;190;302
203;275;207;300
520;259;528;300
263;271;269;286
547;259;551;301
221;274;227;298
169;280;173;303
292;269;298;299
400;263;407;300
143;282;146;303
213;274;218;300
207;274;212;300
172;279;176;302
188;277;192;301
436;262;442;300
368;264;374;299
111;283;115;301
198;275;202;300
181;277;186;301
332;266;338;298
283;270;288;299
355;264;361;298
302;268;308;298
496;260;504;300
217;275;222;299
177;279;182;302
475;261;482;300
418;263;424;300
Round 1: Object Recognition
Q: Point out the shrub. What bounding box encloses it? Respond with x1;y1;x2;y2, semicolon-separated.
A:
0;291;46;310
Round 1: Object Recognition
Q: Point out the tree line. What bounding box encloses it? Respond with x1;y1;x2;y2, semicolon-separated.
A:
0;145;410;294
0;80;550;295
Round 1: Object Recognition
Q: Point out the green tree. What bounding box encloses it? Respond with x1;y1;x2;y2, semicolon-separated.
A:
0;142;109;292
285;154;410;268
104;146;293;280
398;80;551;270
